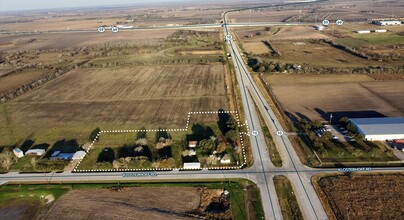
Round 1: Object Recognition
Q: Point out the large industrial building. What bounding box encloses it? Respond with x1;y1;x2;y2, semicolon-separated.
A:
349;117;404;141
375;20;401;26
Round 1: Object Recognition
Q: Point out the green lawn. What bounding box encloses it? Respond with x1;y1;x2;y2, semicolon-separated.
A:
315;139;398;163
352;33;404;45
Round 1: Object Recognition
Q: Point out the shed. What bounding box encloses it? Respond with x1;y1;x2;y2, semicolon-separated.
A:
183;162;201;169
356;30;371;34
25;149;45;156
72;151;86;160
13;148;24;158
220;154;232;164
188;141;198;148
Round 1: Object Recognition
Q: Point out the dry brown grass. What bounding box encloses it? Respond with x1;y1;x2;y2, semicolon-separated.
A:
269;78;404;121
313;173;404;220
269;40;375;67
0;30;174;51
243;42;270;54
0;70;48;94
0;64;228;145
38;187;201;220
264;74;375;85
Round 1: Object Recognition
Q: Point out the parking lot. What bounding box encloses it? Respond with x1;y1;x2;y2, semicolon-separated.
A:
315;124;355;142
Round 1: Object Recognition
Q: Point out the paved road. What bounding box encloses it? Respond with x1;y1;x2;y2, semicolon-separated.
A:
1;1;404;220
0;22;318;35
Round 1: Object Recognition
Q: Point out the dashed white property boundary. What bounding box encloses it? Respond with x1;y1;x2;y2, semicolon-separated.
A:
73;110;249;173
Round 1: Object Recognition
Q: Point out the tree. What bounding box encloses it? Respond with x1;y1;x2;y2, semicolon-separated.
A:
225;130;239;143
226;116;238;130
347;123;357;133
340;117;350;125
0;151;16;171
136;127;147;139
312;121;323;129
89;127;101;142
216;142;228;154
199;139;216;155
322;131;333;140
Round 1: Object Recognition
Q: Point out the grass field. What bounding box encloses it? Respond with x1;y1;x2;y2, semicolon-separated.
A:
0;64;228;147
313;173;404;220
243;42;271;54
267;40;376;67
0;180;263;220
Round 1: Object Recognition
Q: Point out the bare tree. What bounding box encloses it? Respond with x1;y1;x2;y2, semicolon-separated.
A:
0;151;16;171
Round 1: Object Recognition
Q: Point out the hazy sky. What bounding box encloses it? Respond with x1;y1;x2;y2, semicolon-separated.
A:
0;0;190;11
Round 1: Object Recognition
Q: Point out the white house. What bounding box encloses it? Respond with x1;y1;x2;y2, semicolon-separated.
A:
13;148;24;158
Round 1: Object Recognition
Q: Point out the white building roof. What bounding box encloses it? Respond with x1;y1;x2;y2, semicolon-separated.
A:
183;162;201;169
13;148;23;153
350;117;404;136
72;151;86;160
25;149;46;155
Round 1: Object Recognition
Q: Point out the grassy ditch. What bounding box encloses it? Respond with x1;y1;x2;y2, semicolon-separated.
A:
273;175;304;220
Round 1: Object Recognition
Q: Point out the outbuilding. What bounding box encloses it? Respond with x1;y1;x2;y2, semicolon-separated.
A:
13;148;24;158
25;149;45;156
220;154;232;164
349;117;404;141
375;20;401;26
72;151;86;160
188;141;198;148
356;30;371;34
183;162;201;170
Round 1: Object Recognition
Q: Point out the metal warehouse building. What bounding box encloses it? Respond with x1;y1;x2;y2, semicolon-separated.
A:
349;117;404;141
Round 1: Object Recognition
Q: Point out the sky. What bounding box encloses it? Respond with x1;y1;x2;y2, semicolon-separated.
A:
0;0;191;11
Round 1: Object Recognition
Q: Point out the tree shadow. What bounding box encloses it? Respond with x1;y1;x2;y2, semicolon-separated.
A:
44;139;80;158
295;112;312;123
188;123;215;142
158;146;172;159
118;144;134;158
97;147;115;163
217;109;232;135
20;139;34;153
182;155;198;163
31;143;50;151
285;111;299;124
314;108;387;122
155;129;171;142
136;127;147;139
